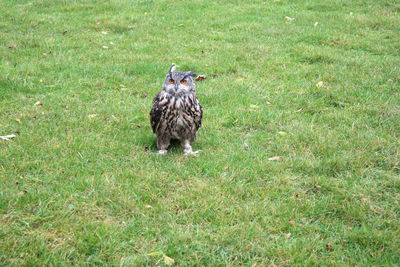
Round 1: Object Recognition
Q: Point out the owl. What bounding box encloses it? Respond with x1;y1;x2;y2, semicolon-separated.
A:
150;64;203;155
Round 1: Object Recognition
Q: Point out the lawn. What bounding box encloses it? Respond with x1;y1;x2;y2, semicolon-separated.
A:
0;0;399;265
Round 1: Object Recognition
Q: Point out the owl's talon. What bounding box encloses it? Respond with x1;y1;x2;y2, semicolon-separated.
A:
184;150;201;156
158;149;168;155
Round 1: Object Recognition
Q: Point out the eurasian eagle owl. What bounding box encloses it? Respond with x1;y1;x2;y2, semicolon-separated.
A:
150;64;203;155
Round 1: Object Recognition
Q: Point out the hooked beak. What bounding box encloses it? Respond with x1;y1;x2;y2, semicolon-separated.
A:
174;83;179;91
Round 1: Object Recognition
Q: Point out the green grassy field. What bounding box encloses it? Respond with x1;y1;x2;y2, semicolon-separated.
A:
1;0;399;265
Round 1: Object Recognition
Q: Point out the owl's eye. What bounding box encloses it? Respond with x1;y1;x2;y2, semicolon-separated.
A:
169;79;175;84
180;80;187;84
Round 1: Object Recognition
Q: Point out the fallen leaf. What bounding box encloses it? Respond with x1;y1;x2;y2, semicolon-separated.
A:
101;30;108;35
278;131;287;136
326;242;334;251
43;51;52;56
316;81;324;88
314;22;319;27
145;205;152;209
62;30;68;35
88;114;97;118
268;156;282;161
289;220;295;225
163;255;175;266
8;45;16;49
34;101;43;106
102;45;109;49
96;82;105;87
285;16;295;22
17;190;28;196
244;142;250;150
286;233;292;239
195;75;207;81
264;101;271;105
15;119;22;124
0;134;16;141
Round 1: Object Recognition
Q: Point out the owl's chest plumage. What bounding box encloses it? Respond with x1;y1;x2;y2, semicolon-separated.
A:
150;91;202;141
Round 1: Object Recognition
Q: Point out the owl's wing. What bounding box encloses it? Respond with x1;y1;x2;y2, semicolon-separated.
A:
194;101;203;131
150;93;163;133
190;97;203;132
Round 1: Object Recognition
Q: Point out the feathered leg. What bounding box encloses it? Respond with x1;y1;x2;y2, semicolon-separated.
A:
182;139;201;156
157;136;170;155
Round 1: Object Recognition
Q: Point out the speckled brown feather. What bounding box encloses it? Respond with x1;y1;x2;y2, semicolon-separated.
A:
150;91;202;142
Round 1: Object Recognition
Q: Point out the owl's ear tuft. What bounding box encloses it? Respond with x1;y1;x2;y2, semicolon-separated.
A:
186;71;197;78
168;64;176;74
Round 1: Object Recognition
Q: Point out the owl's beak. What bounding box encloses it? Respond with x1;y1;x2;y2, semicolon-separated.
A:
174;83;179;91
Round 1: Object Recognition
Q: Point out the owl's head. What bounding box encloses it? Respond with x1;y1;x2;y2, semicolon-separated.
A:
163;64;197;96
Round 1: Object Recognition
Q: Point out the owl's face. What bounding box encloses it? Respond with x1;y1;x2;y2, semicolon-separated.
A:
163;64;196;96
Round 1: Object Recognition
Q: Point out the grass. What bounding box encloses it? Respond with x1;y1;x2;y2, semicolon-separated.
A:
0;0;399;265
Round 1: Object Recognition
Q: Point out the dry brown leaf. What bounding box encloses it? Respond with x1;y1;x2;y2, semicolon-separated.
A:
195;75;207;81
289;220;295;225
34;101;43;106
286;233;292;239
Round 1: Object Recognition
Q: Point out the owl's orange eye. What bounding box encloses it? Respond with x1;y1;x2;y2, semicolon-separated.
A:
169;79;175;84
180;80;187;84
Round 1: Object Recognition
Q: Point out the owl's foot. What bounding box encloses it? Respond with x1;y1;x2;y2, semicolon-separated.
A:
184;150;201;156
182;140;201;156
158;149;168;155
